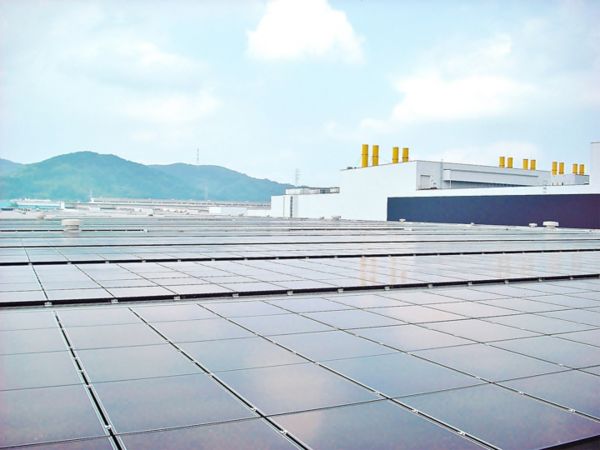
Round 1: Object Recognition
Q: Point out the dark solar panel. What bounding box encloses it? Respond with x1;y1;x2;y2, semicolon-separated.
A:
0;351;81;390
274;401;483;449
93;374;257;433
272;330;393;361
77;344;200;382
501;370;600;419
217;363;378;415
403;384;600;449
414;343;565;381
0;384;107;447
118;419;299;450
181;336;304;372
1;217;600;448
323;352;483;397
152;318;254;342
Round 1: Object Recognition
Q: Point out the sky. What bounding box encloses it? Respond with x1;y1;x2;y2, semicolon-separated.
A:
1;0;599;186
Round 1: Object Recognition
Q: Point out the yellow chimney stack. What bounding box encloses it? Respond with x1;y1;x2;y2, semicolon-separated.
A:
552;161;558;175
499;156;506;168
522;159;529;170
372;145;379;166
572;163;578;174
392;147;399;164
507;157;513;168
579;164;585;175
559;162;565;175
530;159;537;170
361;144;368;168
402;147;409;163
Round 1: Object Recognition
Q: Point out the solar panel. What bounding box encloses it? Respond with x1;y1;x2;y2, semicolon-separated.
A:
1;217;599;448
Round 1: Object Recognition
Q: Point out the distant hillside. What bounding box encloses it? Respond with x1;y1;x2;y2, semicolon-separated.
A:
0;152;293;202
0;158;23;176
151;163;293;202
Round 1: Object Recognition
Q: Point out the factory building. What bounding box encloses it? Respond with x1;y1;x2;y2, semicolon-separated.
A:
271;142;600;228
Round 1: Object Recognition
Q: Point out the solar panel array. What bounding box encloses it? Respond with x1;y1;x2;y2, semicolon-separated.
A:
1;216;600;449
1;217;599;266
2;251;600;306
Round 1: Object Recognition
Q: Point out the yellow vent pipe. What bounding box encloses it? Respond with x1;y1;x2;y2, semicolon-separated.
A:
361;144;407;167
402;147;409;163
500;156;536;170
361;144;368;168
570;163;586;175
372;145;379;166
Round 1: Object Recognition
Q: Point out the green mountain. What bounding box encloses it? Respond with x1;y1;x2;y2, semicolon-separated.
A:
0;152;292;202
151;163;294;202
0;158;23;176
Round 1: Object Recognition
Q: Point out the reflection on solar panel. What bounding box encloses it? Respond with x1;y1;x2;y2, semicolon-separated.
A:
1;216;600;449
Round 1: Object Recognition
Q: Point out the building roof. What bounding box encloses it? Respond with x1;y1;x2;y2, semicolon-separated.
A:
1;215;600;448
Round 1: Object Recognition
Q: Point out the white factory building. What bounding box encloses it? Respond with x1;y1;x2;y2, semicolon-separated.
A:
270;142;600;228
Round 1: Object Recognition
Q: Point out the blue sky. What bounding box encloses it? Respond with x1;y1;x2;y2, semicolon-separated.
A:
1;0;598;185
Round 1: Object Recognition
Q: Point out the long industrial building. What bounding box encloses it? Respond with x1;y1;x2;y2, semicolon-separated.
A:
1;215;600;449
271;142;600;228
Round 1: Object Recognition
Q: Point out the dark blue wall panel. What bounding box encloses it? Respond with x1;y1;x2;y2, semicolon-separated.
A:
387;194;600;229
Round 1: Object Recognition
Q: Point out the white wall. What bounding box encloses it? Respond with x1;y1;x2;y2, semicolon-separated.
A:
296;193;341;218
208;206;248;216
246;208;271;217
591;141;600;189
336;162;417;220
270;196;286;217
270;163;418;220
271;162;416;220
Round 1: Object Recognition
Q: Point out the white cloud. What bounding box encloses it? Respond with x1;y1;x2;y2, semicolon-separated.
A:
247;0;363;63
439;34;514;75
123;90;220;124
358;4;600;133
389;72;530;123
359;34;535;131
65;37;207;89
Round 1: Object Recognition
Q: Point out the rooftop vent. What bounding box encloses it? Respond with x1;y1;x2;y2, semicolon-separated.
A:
61;219;81;233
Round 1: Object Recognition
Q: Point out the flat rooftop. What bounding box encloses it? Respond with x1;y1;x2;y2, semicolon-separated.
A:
1;216;600;449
